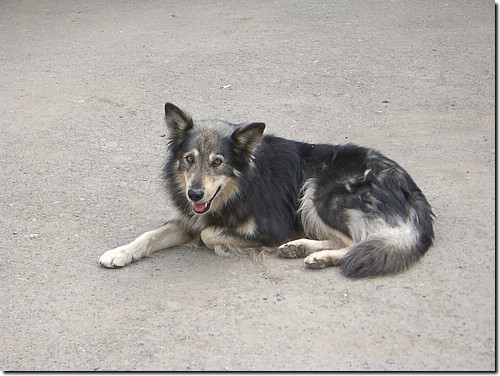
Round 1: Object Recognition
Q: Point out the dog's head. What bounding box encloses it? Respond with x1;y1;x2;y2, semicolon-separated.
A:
164;102;265;215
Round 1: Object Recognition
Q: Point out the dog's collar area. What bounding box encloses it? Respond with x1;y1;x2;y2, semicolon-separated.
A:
192;186;221;214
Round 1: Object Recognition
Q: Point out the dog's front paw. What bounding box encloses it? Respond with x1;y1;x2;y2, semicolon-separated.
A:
99;246;134;268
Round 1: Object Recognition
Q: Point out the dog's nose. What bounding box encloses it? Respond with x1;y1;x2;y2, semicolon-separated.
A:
188;189;204;202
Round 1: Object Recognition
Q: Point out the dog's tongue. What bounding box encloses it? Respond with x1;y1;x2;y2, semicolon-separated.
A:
193;202;208;213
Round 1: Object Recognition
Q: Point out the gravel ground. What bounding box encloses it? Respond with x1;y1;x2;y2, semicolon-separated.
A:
1;0;495;371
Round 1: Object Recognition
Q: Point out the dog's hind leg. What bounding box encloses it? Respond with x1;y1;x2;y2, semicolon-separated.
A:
303;248;351;269
99;221;191;268
277;238;351;259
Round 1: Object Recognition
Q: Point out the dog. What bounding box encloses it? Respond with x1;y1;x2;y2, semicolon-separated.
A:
99;102;434;278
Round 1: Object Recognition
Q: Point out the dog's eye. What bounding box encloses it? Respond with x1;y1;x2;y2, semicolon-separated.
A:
212;157;224;167
185;155;194;164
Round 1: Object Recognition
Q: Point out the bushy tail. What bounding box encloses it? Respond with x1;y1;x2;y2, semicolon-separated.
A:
339;214;434;278
339;237;418;278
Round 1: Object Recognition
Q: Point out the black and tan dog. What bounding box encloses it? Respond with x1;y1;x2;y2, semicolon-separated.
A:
99;103;434;277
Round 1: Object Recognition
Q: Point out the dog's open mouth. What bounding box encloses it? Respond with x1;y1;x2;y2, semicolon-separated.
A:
192;186;221;214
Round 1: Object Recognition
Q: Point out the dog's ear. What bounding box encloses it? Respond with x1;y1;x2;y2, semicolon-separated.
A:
231;122;265;157
164;102;193;138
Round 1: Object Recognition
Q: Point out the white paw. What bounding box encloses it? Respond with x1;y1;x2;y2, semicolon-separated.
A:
304;252;328;269
99;245;135;268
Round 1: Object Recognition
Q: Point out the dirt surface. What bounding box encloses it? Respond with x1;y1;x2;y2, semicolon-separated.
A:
1;0;495;371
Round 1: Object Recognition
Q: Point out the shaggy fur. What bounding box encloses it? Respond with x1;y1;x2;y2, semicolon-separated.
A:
99;102;434;278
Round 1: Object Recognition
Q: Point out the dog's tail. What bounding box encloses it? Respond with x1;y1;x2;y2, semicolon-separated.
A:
339;200;434;278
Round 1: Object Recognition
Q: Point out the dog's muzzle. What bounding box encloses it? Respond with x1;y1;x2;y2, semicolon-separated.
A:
188;186;221;214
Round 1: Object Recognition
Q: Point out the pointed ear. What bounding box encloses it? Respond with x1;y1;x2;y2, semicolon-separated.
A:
231;122;265;157
164;102;193;138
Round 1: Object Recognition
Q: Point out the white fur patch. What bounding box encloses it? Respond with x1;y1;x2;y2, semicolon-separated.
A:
346;208;418;249
298;179;353;246
99;222;190;268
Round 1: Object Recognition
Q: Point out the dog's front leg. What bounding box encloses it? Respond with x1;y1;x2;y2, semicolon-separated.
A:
99;221;191;268
200;227;257;257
